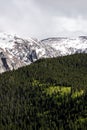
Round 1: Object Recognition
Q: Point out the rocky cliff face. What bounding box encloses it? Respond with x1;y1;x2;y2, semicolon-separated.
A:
0;33;45;73
0;33;87;73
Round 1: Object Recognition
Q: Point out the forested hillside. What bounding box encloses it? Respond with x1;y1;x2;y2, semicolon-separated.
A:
0;53;87;130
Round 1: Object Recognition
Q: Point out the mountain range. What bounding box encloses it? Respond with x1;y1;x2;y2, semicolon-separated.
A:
0;32;87;73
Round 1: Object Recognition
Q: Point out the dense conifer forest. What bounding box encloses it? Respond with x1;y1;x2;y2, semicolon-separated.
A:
0;53;87;130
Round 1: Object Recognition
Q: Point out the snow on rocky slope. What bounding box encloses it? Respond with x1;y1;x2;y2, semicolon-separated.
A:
0;32;87;73
41;36;87;56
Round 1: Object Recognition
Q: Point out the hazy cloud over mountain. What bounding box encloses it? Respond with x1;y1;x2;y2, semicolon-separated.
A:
0;0;87;39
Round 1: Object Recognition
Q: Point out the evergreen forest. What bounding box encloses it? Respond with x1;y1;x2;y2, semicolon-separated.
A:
0;53;87;130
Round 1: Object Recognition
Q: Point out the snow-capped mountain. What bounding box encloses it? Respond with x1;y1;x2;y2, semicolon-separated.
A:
41;36;87;56
0;33;45;73
0;32;87;73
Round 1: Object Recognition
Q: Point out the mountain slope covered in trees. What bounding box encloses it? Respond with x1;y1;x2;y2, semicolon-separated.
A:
0;53;87;130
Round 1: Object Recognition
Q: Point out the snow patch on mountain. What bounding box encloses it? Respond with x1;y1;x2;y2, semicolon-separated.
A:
0;33;15;50
0;32;87;73
41;37;87;55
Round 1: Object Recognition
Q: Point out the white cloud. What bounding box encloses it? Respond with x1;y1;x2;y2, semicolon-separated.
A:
0;0;87;39
51;16;87;37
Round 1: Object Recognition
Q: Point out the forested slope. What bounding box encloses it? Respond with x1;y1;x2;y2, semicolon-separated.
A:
0;53;87;130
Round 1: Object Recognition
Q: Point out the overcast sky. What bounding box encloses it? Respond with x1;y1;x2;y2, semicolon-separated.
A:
0;0;87;39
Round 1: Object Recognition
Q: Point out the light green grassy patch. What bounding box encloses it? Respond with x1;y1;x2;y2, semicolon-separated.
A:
71;90;84;99
45;86;71;96
45;86;84;99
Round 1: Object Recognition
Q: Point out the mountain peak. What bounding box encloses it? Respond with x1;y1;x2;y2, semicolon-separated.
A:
0;33;87;73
